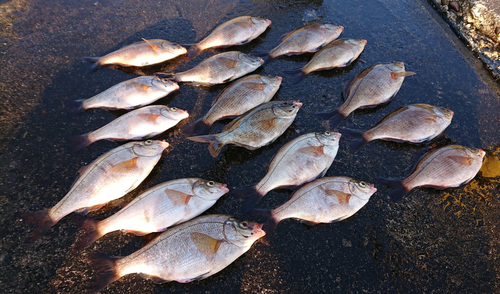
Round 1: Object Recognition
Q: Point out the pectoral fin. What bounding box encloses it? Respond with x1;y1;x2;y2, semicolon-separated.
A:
218;57;238;69
391;71;417;79
108;157;139;173
243;82;265;91
165;189;192;206
142;38;159;52
233;21;254;29
250;118;276;132
324;190;351;204
449;155;472;166
424;116;437;122
137;113;160;122
190;232;224;260
297;146;324;157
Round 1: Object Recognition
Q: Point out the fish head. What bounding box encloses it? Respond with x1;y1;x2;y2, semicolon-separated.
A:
224;218;266;246
192;179;230;200
464;147;486;162
160;106;189;121
272;100;302;118
260;75;283;88
348;179;377;200
323;23;344;34
315;131;341;146
239;53;265;68
386;61;406;73
154;78;180;92
160;41;187;55
434;107;454;121
251;17;272;27
132;140;169;157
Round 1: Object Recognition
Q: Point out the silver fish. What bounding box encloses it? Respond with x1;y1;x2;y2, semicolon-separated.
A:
285;38;366;82
340;104;454;152
187;100;302;157
170;51;264;85
87;215;265;293
22;140;169;242
253;176;376;241
381;145;485;202
265;23;344;61
235;131;342;212
71;105;189;150
182;74;282;136
69;76;179;112
317;61;416;128
73;178;229;251
83;38;187;73
188;16;272;60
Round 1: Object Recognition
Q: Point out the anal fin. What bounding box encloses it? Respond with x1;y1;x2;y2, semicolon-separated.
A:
139;273;169;284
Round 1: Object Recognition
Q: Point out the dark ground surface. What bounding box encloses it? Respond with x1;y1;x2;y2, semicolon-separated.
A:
0;0;499;293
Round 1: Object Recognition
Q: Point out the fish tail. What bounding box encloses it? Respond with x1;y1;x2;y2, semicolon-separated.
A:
65;99;85;114
182;118;211;136
339;127;367;152
87;251;122;294
378;178;409;202
283;68;306;83
20;209;56;243
68;133;93;152
73;218;103;252
187;45;201;61
316;109;346;129
249;208;278;244
187;135;223;157
251;51;272;64
82;57;101;74
232;186;265;214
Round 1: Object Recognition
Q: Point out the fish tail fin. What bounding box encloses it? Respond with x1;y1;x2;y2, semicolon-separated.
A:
232;186;265;214
82;57;101;74
65;99;85;114
187;135;223;157
182;118;211;136
316;109;345;129
187;45;201;61
20;209;56;243
73;218;103;252
283;68;306;83
339;127;367;152
249;208;278;244
87;251;122;294
251;51;272;64
378;178;409;202
68;133;93;152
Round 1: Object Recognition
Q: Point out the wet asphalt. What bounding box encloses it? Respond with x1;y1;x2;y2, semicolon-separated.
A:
0;0;499;293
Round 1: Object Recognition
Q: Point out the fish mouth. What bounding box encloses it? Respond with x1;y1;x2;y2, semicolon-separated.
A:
251;223;266;238
292;100;303;108
369;184;377;194
333;131;342;140
220;183;230;194
265;19;272;26
362;39;368;45
158;140;170;149
276;76;283;82
478;149;486;157
339;25;345;31
181;109;189;118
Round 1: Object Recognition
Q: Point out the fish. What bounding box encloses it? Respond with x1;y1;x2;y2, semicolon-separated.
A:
234;131;342;213
284;38;366;83
86;214;265;293
380;145;485;202
187;100;302;157
182;74;282;136
70;105;189;151
73;178;229;251
340;104;454;152
67;76;179;112
187;16;272;60
317;61;416;128
165;51;264;86
251;176;376;241
255;23;344;63
83;38;187;73
21;140;169;242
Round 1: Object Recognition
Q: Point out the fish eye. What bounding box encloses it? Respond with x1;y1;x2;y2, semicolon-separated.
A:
325;131;331;136
145;140;153;145
358;181;367;188
206;181;215;187
240;221;248;228
170;107;178;111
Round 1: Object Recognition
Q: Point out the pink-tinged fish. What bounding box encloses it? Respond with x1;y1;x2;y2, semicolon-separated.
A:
73;178;229;251
251;176;376;241
83;39;186;73
234;131;342;213
340;104;454;152
317;61;416;128
255;23;344;63
380;145;485;202
21;140;169;242
187;16;272;60
167;51;264;86
182;74;282;136
86;215;265;293
71;105;188;150
285;38;366;83
187;100;302;157
68;76;179;112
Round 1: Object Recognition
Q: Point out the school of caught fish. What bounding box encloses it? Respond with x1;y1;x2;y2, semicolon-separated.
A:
21;14;486;294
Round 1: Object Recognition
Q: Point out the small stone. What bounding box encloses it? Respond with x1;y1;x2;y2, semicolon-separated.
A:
449;1;460;12
442;0;449;6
